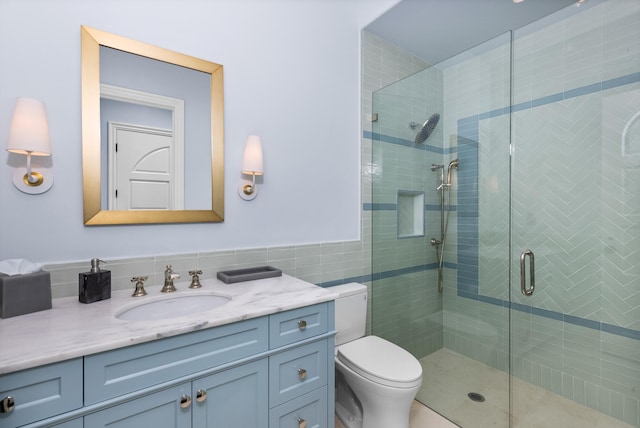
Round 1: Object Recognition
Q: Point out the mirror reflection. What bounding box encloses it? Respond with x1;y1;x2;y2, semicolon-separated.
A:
81;26;224;225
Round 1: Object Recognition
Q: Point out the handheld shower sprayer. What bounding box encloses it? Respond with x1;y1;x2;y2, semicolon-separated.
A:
431;158;459;293
446;159;459;186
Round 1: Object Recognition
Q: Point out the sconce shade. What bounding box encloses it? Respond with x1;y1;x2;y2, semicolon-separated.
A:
6;97;51;156
241;135;263;175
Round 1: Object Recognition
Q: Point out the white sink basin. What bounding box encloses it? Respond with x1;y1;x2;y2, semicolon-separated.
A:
116;294;231;321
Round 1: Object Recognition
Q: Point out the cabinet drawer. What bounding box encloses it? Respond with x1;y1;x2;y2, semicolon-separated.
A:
0;359;82;427
269;386;328;428
269;340;328;408
84;317;268;404
269;303;328;349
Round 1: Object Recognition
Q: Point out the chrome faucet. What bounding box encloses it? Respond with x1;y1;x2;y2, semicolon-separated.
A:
161;265;180;293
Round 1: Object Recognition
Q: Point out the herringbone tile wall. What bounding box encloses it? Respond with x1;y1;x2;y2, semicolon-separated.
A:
442;1;640;425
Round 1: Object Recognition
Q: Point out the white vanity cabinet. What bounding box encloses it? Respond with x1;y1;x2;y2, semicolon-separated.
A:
0;302;334;428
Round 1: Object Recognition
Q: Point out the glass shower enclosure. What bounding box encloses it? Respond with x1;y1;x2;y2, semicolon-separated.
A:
370;1;640;427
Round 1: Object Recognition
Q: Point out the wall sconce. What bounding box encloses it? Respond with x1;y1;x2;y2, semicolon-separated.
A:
6;97;53;194
238;135;263;200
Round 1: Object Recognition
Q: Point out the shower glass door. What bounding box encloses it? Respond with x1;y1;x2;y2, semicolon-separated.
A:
369;2;639;427
370;31;513;427
510;2;640;427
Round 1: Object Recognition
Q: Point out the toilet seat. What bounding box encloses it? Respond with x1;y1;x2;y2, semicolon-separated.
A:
336;335;422;389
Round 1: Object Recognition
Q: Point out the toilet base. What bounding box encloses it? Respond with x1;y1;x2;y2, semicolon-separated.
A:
335;358;421;428
335;370;363;428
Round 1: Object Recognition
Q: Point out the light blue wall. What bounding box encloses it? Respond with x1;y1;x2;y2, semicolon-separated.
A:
0;0;398;263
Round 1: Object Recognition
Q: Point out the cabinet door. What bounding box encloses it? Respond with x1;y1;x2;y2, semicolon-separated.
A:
84;383;191;428
192;359;268;428
0;358;82;427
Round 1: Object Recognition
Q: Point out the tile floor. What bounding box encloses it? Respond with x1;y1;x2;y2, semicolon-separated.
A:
417;348;634;428
335;400;458;428
335;348;634;427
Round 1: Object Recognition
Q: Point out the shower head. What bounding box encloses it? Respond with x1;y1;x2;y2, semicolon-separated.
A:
413;113;440;144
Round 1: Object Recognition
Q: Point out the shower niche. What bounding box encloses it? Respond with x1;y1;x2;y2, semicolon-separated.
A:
396;190;424;238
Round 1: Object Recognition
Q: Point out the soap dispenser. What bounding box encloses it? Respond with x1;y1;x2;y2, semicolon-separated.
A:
79;258;111;304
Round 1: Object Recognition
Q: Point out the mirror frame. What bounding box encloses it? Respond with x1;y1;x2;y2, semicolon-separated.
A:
81;26;224;225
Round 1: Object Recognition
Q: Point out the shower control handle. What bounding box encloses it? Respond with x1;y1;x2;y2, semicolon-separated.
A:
520;249;535;296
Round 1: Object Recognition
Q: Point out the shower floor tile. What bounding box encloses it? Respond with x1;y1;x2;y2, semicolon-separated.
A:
417;348;635;428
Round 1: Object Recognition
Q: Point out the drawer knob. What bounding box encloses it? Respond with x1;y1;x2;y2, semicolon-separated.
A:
196;388;207;403
1;395;15;414
179;394;192;409
297;417;307;428
298;320;307;331
297;368;307;380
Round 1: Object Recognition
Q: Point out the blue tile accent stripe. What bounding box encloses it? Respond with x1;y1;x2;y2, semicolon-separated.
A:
363;130;443;153
317;262;441;288
459;293;640;340
363;203;453;211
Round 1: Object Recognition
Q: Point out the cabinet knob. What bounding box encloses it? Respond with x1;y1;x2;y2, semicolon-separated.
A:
297;320;307;331
297;368;307;380
179;394;192;409
297;417;307;428
1;395;15;414
196;388;207;403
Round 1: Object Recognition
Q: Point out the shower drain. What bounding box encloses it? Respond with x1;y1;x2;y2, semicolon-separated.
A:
468;392;486;402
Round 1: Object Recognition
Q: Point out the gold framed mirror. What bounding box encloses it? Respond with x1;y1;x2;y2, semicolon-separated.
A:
81;26;224;225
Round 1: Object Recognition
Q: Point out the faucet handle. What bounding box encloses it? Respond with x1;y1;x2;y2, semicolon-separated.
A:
131;276;148;297
188;270;203;289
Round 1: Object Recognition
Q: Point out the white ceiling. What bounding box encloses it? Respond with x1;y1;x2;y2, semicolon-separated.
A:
366;0;578;65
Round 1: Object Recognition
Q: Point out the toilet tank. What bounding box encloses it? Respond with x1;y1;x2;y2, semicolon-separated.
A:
332;282;367;346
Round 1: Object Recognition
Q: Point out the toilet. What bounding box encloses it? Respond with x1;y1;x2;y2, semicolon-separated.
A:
333;282;422;428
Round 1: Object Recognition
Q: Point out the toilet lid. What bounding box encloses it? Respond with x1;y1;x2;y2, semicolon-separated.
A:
337;336;422;388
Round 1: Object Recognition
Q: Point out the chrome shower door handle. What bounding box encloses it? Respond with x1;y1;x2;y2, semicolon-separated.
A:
520;249;535;296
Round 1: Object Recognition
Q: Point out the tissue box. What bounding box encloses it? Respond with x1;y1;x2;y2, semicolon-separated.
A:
0;271;52;318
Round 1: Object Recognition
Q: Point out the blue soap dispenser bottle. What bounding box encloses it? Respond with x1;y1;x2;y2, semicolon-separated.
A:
79;258;111;304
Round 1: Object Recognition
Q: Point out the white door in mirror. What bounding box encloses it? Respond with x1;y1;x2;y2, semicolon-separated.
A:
111;124;178;210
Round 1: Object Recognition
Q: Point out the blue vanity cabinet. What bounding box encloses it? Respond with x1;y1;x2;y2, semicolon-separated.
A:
0;301;335;428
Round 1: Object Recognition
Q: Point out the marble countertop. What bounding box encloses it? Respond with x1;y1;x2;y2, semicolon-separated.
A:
0;274;338;375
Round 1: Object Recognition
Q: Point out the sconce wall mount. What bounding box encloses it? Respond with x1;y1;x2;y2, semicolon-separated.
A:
6;97;53;194
238;135;263;201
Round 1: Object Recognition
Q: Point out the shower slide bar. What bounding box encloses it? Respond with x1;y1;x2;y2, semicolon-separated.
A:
520;249;535;296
